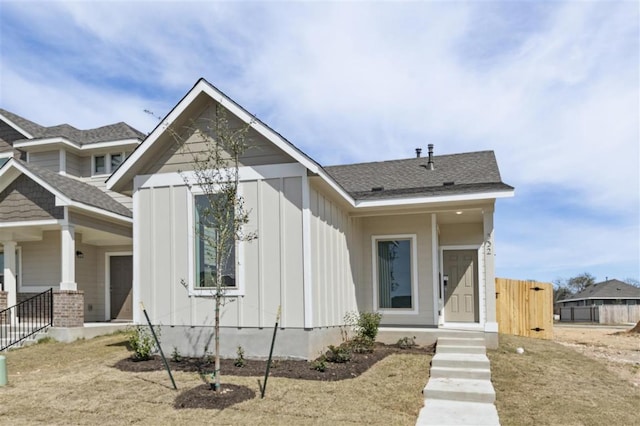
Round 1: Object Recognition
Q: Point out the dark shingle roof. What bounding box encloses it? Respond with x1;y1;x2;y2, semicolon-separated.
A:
324;151;513;200
0;109;144;145
567;280;640;301
16;160;132;218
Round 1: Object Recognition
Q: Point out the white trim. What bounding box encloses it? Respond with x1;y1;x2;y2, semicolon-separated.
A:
134;163;306;190
439;245;482;325
430;213;440;326
355;190;515;209
59;149;66;176
301;173;313;328
186;187;245;297
0;113;33;139
0;219;61;228
0;151;14;159
105;251;133;321
132;189;141;324
371;234;419;315
67;202;133;224
2;245;22;293
14;137;139;151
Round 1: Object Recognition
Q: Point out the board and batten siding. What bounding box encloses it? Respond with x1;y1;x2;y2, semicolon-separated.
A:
137;176;305;330
360;214;436;326
28;150;59;172
309;185;359;328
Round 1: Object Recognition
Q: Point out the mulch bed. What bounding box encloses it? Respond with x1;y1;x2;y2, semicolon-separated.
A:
114;342;434;381
114;342;434;410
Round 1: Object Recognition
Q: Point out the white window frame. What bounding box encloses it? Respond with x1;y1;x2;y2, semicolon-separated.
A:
186;187;244;297
92;152;126;176
371;234;419;315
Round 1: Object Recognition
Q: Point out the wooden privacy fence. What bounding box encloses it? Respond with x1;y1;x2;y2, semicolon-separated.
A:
496;278;553;339
561;305;640;324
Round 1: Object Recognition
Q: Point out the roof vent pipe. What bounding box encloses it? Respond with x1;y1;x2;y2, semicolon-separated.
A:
415;148;422;158
427;144;435;170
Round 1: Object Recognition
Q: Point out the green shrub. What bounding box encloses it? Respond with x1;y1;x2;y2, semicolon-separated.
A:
345;311;382;341
171;346;182;362
325;344;352;363
234;346;246;367
349;335;375;353
128;326;156;361
311;357;327;372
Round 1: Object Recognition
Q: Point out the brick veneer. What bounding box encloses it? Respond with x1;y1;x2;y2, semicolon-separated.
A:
0;291;6;323
53;290;84;327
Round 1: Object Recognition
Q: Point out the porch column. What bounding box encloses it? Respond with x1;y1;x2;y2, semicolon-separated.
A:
2;241;17;309
60;225;77;291
483;207;498;334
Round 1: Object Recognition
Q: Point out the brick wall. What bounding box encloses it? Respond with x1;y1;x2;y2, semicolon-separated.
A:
53;290;84;327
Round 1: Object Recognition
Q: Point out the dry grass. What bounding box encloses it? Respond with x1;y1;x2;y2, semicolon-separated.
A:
489;333;640;426
0;333;430;425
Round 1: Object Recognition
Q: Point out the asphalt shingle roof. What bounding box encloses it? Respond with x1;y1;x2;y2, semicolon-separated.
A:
17;160;132;218
565;280;640;301
324;150;513;200
0;109;144;145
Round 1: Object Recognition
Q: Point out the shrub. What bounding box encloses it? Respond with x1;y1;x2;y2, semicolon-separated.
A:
396;336;417;349
345;311;382;341
349;335;375;354
128;326;156;361
311;357;327;372
171;346;182;362
234;346;246;367
325;344;352;363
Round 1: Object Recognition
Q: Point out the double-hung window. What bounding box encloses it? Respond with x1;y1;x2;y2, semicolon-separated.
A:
194;194;236;289
93;152;126;175
373;235;418;313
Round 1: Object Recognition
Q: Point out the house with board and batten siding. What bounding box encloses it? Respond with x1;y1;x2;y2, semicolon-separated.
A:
0;108;142;334
105;78;515;359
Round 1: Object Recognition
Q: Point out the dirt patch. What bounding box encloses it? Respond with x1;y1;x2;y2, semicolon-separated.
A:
553;325;640;387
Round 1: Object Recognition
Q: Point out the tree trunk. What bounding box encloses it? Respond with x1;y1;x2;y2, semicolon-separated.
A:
214;293;221;392
630;320;640;334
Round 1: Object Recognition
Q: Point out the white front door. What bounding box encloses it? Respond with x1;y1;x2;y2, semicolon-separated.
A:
443;250;478;322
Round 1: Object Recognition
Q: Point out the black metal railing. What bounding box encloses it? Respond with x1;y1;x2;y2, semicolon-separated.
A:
0;288;53;351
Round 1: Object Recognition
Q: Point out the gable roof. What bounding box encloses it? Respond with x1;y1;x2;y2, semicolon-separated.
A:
558;279;640;303
0;108;144;146
325;151;513;201
0;158;132;220
108;77;514;207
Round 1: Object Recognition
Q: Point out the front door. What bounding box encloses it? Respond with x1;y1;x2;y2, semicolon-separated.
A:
443;250;478;322
109;255;133;321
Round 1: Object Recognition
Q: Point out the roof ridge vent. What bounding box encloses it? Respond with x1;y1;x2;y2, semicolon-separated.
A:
371;186;384;192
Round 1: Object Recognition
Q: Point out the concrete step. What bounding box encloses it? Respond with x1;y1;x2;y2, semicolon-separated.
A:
436;344;486;355
430;366;491;380
431;353;490;370
416;399;500;425
437;337;486;347
423;378;496;403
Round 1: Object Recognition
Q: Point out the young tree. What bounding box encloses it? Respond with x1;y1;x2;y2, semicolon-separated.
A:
169;104;256;393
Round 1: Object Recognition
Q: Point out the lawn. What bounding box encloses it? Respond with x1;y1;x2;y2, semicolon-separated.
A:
489;333;640;425
0;334;430;425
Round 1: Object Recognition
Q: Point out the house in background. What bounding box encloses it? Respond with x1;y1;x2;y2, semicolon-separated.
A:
0;109;142;332
556;279;640;307
106;78;515;359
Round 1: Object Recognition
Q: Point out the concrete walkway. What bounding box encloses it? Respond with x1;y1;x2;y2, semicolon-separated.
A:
416;334;500;425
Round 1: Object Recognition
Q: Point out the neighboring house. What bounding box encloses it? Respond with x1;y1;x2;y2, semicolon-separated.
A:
106;78;515;359
556;279;640;307
0;109;143;325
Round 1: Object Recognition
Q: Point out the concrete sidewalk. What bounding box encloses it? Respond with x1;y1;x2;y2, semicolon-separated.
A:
416;334;500;425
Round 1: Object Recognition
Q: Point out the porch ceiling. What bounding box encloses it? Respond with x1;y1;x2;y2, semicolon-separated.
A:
436;209;483;224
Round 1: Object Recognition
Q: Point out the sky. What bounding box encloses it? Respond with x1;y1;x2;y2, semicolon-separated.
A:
0;1;638;284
